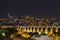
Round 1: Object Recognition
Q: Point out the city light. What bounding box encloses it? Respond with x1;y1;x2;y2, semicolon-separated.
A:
0;15;60;40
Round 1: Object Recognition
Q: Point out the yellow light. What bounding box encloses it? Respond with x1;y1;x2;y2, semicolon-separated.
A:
2;33;5;37
33;27;35;33
10;35;13;38
30;29;32;32
17;28;21;31
45;29;48;34
21;34;30;38
48;33;53;37
50;28;53;34
30;27;32;32
18;31;23;34
27;30;30;32
56;28;58;32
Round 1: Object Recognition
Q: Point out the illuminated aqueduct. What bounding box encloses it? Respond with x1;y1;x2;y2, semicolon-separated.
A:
16;26;60;34
1;26;60;34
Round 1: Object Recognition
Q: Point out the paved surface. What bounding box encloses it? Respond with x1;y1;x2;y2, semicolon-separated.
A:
13;37;31;40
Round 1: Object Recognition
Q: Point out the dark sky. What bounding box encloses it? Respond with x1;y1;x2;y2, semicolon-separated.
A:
0;0;60;17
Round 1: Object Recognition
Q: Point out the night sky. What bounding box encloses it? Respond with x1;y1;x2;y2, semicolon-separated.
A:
0;0;60;17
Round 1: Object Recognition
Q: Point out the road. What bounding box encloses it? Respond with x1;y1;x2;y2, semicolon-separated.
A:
13;36;31;40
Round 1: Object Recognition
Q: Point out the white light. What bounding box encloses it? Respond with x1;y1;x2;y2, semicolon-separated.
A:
38;32;41;35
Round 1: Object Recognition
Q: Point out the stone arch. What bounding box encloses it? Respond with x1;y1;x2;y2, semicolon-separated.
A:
32;27;34;31
53;27;56;34
43;27;45;33
35;27;37;32
48;27;51;33
39;27;41;31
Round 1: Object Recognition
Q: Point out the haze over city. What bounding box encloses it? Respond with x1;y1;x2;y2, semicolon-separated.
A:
0;0;60;17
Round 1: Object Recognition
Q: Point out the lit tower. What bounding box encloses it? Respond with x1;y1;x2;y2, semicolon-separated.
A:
8;13;10;17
